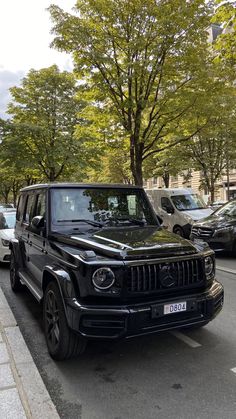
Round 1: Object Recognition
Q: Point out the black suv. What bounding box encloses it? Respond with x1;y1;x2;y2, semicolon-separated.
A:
10;183;224;360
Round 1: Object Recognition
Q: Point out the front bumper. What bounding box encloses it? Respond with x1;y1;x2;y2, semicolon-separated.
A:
190;231;234;252
65;280;224;340
0;245;11;262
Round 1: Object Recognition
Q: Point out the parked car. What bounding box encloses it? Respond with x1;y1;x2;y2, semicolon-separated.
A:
0;210;16;262
190;199;236;254
0;204;15;211
10;183;223;360
146;188;213;238
211;201;227;211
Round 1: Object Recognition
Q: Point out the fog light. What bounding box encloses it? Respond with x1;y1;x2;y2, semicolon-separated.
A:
204;256;214;278
92;268;115;290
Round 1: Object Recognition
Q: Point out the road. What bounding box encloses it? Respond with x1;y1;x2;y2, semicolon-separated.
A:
0;254;235;419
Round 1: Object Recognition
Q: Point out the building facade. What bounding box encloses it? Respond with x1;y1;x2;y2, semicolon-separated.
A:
145;169;236;203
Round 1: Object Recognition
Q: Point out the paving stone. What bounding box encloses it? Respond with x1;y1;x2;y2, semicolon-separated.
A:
0;364;15;388
0;288;9;309
0;342;9;364
5;327;32;364
16;362;60;419
0;388;26;419
0;308;17;327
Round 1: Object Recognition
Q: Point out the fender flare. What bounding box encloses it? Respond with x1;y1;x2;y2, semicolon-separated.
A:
42;265;77;300
42;266;78;327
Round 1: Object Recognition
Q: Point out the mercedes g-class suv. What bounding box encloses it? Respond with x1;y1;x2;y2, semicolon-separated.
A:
10;183;224;360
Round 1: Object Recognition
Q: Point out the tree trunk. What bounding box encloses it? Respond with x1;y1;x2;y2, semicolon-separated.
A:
130;134;144;186
162;172;170;188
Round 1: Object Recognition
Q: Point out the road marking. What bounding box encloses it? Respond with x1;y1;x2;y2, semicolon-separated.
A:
171;331;202;348
230;368;236;374
216;266;236;275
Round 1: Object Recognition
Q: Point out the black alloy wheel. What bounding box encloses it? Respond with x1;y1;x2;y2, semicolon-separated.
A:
43;281;87;361
9;251;24;292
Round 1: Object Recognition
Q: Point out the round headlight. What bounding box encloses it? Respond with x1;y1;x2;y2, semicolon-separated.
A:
204;256;214;277
92;268;115;290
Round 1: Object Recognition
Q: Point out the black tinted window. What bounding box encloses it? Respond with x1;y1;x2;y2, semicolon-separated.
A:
16;195;25;221
24;194;35;223
35;193;46;217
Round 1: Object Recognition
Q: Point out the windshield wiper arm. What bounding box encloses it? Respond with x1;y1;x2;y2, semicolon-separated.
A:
57;219;103;227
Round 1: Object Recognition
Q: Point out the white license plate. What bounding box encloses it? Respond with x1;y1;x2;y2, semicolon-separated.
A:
164;301;187;315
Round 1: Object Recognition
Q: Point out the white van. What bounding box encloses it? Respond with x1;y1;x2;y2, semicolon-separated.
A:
146;188;213;238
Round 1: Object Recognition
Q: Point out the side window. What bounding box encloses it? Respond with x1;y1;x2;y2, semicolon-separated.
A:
35;193;46;217
16;194;25;221
24;194;36;224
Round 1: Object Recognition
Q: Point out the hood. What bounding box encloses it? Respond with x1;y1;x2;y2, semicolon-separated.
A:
0;229;15;240
52;226;199;260
193;212;236;229
183;208;213;221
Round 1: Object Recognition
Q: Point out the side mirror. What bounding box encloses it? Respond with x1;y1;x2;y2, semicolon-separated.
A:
162;205;174;214
31;215;45;229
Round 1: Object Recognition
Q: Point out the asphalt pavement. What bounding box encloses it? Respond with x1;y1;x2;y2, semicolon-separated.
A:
0;255;235;419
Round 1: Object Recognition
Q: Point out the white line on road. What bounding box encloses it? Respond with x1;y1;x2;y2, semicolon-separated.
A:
230;368;236;374
216;266;236;275
171;331;202;348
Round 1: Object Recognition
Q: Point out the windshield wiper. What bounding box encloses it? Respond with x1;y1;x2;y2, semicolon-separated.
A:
56;219;103;227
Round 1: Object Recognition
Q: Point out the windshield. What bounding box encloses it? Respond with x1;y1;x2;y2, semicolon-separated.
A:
214;200;236;218
50;187;158;228
0;212;16;229
171;194;207;211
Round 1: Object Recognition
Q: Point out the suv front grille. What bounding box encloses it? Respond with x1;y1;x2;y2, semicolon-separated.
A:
191;226;213;238
126;258;204;294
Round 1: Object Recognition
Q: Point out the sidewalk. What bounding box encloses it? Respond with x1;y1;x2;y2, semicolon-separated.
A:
0;287;59;419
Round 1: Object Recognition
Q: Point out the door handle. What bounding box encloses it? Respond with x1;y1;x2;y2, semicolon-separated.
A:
29;241;32;246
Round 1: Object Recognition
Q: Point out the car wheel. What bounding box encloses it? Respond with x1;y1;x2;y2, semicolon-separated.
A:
43;281;87;361
10;251;24;292
232;241;236;257
173;226;184;237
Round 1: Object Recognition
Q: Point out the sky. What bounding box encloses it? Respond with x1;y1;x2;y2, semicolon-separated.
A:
0;0;76;119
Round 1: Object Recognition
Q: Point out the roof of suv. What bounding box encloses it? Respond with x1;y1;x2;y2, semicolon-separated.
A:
20;183;143;192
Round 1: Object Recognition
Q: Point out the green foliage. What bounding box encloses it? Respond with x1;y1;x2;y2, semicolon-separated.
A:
212;1;236;68
49;0;217;185
6;65;85;181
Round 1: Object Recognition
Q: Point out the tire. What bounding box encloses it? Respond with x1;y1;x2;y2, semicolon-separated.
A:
232;241;236;257
9;251;24;292
173;226;184;237
43;281;87;361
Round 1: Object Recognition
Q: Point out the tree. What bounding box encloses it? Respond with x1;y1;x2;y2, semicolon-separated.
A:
143;144;189;187
212;1;236;72
49;0;218;186
7;65;84;181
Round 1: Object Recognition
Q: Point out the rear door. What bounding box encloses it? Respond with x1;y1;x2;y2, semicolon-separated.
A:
18;192;36;270
27;190;47;288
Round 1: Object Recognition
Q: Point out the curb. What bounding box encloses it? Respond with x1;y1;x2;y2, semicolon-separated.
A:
0;287;59;419
216;265;236;276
